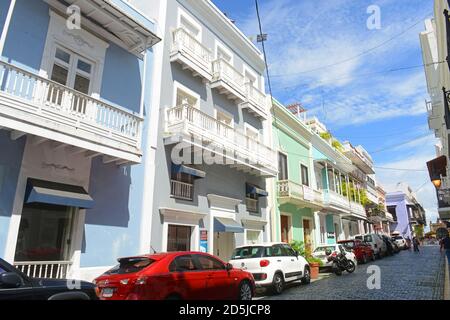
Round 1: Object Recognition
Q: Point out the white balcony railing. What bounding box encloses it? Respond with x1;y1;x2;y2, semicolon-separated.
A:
323;189;351;211
426;101;432;115
277;180;323;206
212;58;245;94
171;28;211;75
245;197;259;213
170;180;194;201
350;201;366;217
14;261;72;279
244;82;267;115
166;104;277;174
0;61;142;156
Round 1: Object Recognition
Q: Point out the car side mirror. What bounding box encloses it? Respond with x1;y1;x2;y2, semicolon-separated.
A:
294;251;299;257
0;272;23;288
325;249;332;256
225;263;233;271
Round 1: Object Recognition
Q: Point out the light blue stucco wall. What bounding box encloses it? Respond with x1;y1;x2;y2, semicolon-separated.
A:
0;131;26;258
326;214;336;244
100;43;143;114
82;47;154;267
1;0;49;71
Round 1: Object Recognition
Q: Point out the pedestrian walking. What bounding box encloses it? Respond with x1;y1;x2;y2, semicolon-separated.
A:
413;236;420;253
440;234;450;264
405;237;412;250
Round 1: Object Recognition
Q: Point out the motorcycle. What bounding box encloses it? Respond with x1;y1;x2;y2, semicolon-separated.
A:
325;248;356;276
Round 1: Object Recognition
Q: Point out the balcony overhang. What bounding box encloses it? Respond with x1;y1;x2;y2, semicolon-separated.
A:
48;0;161;55
211;80;245;104
343;150;374;174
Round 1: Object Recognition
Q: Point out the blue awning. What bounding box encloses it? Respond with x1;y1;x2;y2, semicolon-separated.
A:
214;217;244;233
25;179;94;209
172;164;206;179
246;184;268;197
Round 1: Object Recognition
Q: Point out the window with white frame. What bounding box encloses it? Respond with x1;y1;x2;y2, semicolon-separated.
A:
50;47;94;95
178;9;202;41
176;87;198;108
246;230;261;245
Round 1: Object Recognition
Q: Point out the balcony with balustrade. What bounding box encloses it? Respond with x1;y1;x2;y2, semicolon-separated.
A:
322;189;351;214
170;27;212;82
0;60;143;164
241;82;268;120
211;58;246;103
277;180;323;209
164;104;278;177
349;201;367;219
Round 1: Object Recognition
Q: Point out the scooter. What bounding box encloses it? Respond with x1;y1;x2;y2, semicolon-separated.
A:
325;249;356;276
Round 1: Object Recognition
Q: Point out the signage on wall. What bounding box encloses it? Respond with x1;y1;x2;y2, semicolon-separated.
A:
200;229;208;253
327;232;335;239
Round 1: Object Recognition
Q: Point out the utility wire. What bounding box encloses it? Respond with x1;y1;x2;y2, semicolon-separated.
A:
271;11;433;78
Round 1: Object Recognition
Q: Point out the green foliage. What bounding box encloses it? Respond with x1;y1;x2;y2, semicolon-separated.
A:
320;132;332;140
306;256;323;266
332;140;344;152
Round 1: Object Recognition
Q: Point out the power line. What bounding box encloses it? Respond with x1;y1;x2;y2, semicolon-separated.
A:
276;61;445;92
368;133;432;154
374;166;427;173
271;11;433;78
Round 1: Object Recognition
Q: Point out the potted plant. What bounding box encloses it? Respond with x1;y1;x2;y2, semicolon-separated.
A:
306;257;323;279
290;241;323;280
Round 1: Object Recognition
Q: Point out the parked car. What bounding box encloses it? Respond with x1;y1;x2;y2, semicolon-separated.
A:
94;252;255;300
312;244;357;269
382;235;400;255
355;234;387;258
338;240;375;264
229;242;311;295
391;235;408;250
0;258;97;300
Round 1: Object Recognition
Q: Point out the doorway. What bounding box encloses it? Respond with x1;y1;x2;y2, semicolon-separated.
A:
213;232;235;261
280;215;291;243
14;203;76;262
303;219;313;253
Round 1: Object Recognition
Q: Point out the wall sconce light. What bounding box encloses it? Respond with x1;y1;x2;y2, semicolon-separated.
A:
432;178;442;189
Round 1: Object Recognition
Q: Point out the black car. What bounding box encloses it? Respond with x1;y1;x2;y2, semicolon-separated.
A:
381;235;397;256
0;258;97;300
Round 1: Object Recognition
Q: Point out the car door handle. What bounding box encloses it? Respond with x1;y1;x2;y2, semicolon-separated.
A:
291;259;295;262
277;260;282;262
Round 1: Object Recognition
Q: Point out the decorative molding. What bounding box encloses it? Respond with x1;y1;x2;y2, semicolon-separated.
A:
41;162;75;172
62;29;94;49
207;194;241;212
159;207;207;221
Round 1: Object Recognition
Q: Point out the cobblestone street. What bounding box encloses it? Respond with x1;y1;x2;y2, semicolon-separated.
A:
261;245;446;300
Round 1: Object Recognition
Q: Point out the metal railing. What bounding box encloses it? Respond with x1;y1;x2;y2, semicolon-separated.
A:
212;58;245;93
171;27;211;72
166;104;277;170
0;60;142;145
170;179;194;201
245;197;259;213
14;261;72;279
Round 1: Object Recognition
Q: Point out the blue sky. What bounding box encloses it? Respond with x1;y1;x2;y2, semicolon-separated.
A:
212;0;438;223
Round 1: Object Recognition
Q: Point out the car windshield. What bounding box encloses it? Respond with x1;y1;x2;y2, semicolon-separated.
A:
364;235;373;242
231;246;264;260
106;257;154;275
392;236;403;240
314;246;335;253
0;266;5;275
340;242;355;249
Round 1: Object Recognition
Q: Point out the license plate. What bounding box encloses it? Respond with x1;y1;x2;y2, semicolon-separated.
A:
102;288;114;298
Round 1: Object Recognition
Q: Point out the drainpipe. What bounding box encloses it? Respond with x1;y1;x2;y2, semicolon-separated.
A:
0;0;16;57
139;48;148;118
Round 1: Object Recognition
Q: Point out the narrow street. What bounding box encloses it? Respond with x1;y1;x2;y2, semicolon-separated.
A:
261;246;446;300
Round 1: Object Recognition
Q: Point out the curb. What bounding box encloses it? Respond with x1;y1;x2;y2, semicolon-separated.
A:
445;258;449;301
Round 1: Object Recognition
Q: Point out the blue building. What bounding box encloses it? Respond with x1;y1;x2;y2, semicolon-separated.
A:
0;0;160;281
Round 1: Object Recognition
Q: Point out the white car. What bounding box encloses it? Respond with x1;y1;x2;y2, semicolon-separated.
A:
312;244;357;268
229;242;311;295
355;233;387;258
391;235;407;249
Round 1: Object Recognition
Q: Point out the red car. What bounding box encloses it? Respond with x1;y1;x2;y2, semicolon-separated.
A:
94;252;255;300
338;240;375;264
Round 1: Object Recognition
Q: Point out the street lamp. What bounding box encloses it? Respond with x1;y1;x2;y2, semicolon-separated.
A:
432;177;442;189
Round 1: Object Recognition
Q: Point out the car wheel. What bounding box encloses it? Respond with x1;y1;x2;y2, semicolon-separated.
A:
238;281;253;300
371;253;376;261
271;272;284;295
301;267;311;285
